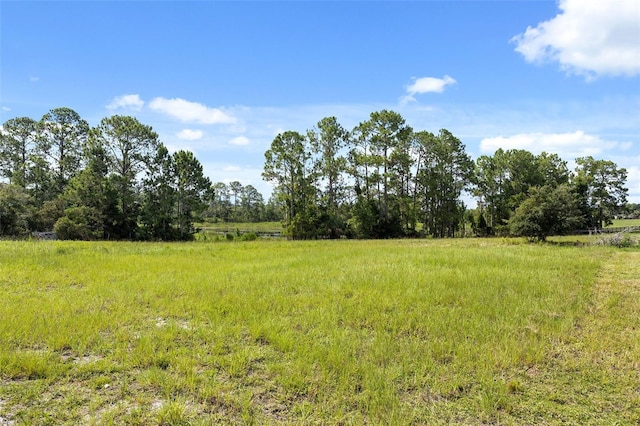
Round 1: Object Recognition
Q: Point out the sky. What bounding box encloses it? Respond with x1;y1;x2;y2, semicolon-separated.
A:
2;0;640;203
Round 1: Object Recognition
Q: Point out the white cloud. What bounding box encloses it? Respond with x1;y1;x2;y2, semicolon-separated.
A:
149;97;236;124
106;94;144;111
480;131;630;158
512;0;640;78
2;107;11;112
176;129;203;140
29;76;40;83
407;75;457;94
229;136;250;146
401;75;456;104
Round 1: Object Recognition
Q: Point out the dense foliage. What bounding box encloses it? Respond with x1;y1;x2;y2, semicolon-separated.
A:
264;111;629;240
0;109;211;240
1;107;630;241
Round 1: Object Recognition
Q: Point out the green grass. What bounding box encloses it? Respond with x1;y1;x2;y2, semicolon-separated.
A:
0;239;638;424
607;218;640;228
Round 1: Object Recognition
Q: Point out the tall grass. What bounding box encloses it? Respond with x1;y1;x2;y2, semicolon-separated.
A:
0;239;631;424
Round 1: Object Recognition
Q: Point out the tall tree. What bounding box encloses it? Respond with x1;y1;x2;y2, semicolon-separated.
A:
503;149;542;210
240;184;264;222
229;180;243;220
58;138;118;239
573;156;628;229
416;129;474;238
350;110;412;237
364;110;412;223
38;108;89;194
535;152;570;188
173;150;212;240
209;182;231;222
308;116;349;237
262;131;315;238
0;117;39;188
92;115;160;238
139;144;177;240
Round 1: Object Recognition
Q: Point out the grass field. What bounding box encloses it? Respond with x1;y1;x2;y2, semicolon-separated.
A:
0;239;638;424
607;218;640;228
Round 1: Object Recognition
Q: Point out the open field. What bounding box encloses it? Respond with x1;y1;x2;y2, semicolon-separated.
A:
607;218;640;228
0;239;638;424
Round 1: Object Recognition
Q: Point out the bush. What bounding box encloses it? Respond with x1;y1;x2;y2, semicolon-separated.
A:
594;233;637;248
54;207;103;240
239;232;258;241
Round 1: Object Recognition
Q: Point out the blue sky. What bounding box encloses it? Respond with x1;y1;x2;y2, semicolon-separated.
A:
2;0;640;202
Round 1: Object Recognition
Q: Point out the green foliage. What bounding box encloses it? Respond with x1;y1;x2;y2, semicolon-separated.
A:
0;183;33;237
415;130;474;238
239;232;258;241
0;117;39;188
263;130;318;239
509;184;584;241
574;156;628;229
2;108;631;243
474;150;571;233
54;206;104;240
38;107;89;193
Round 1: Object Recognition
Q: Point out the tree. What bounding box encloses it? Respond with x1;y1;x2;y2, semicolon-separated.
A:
573;156;628;229
59;138;119;239
474;150;510;232
38;107;89;194
535;152;569;188
92;115;160;238
229;180;243;220
208;182;231;221
240;184;264;222
509;184;584;241
138;144;177;240
0;184;32;237
308;117;349;236
0;117;39;188
262;131;316;238
173;150;212;240
348;110;412;237
474;149;556;234
416;129;474;238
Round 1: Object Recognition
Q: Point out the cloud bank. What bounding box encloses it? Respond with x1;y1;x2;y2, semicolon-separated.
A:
512;0;640;78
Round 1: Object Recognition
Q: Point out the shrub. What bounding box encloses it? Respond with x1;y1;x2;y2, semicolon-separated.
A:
54;206;103;240
594;232;637;248
239;232;258;241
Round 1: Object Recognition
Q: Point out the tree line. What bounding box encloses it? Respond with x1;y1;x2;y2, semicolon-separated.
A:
0;108;213;240
1;107;630;241
263;110;629;240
